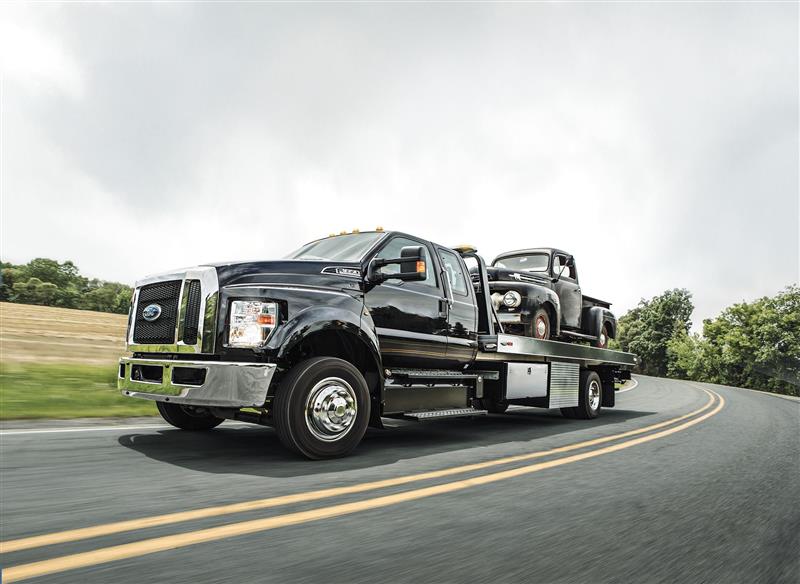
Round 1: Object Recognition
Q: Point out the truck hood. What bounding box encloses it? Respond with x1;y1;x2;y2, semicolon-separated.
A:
210;260;363;289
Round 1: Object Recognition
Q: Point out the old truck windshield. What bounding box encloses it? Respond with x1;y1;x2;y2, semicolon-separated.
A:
494;253;549;272
286;232;386;262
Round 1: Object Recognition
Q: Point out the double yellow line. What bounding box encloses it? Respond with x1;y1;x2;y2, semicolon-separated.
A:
2;386;724;582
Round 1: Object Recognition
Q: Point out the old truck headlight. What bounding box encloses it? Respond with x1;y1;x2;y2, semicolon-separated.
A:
503;291;522;308
228;301;278;348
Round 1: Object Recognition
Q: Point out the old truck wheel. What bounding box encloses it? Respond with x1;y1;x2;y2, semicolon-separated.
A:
527;308;551;340
596;324;610;349
274;357;370;459
156;402;224;430
561;370;602;420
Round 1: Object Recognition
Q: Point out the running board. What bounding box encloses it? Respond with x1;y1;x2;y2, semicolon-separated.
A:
561;330;598;341
403;408;488;420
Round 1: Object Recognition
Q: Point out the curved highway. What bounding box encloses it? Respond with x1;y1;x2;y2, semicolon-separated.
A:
1;376;798;583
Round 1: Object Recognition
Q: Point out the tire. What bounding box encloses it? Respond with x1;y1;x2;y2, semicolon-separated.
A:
561;370;602;420
273;357;371;459
596;324;610;349
526;308;551;340
473;398;509;414
156;401;224;430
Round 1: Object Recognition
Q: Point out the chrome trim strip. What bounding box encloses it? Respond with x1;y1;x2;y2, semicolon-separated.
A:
476;334;637;367
118;357;277;408
223;283;354;297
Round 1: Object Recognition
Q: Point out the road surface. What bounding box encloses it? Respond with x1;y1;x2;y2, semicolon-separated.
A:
1;376;798;583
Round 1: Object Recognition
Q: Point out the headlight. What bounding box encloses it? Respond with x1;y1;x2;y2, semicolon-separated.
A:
503;291;522;308
228;300;279;348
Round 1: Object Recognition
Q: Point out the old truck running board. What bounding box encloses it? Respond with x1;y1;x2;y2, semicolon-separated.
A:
403;408;488;420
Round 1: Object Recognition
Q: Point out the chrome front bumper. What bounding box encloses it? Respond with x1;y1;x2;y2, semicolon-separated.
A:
497;312;522;323
118;357;277;408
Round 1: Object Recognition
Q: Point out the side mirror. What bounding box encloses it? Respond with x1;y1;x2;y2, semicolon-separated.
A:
367;245;428;284
566;255;575;268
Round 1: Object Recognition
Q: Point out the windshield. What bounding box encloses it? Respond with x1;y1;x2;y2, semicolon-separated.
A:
494;253;549;272
286;232;386;262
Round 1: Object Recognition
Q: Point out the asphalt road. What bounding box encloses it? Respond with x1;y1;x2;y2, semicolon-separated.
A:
1;376;798;583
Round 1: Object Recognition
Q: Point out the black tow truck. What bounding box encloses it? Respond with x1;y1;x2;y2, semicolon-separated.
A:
119;230;636;459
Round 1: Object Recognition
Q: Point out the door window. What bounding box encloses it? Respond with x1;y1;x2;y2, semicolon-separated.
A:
439;250;469;297
554;255;577;280
373;237;437;287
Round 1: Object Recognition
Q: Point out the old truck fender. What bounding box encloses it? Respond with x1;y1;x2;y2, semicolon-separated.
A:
582;306;617;339
513;283;561;336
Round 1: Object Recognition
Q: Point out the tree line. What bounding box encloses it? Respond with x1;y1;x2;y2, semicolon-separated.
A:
1;258;132;314
612;286;799;397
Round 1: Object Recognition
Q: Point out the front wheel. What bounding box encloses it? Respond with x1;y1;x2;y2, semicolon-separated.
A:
273;357;371;459
561;370;602;420
526;308;551;340
156;402;224;430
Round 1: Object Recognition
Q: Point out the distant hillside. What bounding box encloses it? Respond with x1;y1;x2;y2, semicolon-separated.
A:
0;302;127;365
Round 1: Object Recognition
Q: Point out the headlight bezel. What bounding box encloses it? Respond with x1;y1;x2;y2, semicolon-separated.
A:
226;299;280;349
502;290;522;309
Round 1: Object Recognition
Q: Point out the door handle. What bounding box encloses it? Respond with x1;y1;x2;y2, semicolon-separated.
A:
438;298;449;318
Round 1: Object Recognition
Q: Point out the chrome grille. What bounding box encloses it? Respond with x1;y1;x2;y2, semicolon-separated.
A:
128;267;218;353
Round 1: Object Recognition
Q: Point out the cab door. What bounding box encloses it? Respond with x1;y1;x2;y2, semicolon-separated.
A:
364;235;449;367
552;253;581;328
437;247;478;365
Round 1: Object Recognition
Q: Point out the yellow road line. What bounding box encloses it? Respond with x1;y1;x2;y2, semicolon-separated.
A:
2;390;724;583
1;389;716;554
0;388;716;554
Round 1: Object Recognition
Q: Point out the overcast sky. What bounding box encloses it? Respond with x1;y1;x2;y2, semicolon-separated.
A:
1;2;797;328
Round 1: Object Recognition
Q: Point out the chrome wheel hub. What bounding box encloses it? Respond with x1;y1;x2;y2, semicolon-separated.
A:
305;377;357;442
536;318;547;338
588;379;601;411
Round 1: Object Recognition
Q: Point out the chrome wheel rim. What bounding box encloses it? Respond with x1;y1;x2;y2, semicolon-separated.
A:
536;317;547;338
305;377;357;442
599;332;607;347
588;379;601;411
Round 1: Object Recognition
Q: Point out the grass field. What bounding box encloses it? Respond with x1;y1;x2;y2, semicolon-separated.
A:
0;302;155;419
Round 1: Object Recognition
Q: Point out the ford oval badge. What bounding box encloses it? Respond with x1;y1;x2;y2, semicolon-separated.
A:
142;304;162;322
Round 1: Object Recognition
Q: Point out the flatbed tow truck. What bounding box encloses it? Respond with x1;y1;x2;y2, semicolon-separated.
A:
118;230;636;459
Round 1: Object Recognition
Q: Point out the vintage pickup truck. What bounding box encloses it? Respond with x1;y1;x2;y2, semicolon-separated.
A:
485;248;617;348
118;230;634;458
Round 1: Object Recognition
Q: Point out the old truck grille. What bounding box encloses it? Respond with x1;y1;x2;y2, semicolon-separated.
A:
133;280;182;344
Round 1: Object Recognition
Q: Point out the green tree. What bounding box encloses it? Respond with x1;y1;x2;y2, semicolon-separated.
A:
81;283;132;314
11;278;60;306
699;286;799;396
617;288;694;376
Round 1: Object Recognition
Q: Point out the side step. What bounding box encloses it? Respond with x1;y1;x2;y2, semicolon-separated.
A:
403;408;488;420
561;330;598;341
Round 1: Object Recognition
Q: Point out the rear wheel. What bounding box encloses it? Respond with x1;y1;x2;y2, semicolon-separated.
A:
156;402;224;430
561;370;602;420
527;308;551;340
473;398;508;414
273;357;370;459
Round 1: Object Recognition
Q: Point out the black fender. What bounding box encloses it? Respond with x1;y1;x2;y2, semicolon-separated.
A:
217;285;383;406
490;282;561;336
582;306;617;339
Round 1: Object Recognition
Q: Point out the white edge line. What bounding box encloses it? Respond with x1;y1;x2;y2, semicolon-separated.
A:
616;378;639;394
0;422;254;436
